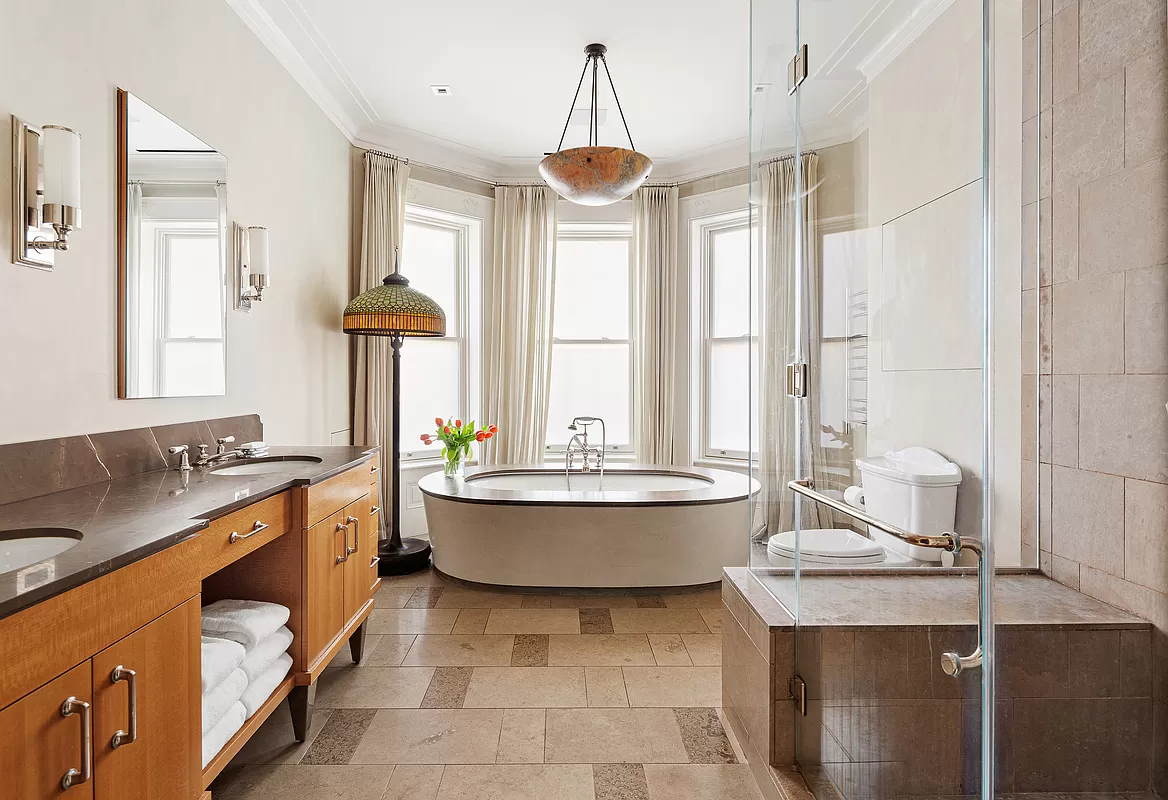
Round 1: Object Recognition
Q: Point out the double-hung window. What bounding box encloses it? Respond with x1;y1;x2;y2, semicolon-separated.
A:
544;222;634;457
398;205;481;461
695;211;759;461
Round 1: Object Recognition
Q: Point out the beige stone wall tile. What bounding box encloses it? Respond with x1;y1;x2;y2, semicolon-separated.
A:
1053;4;1079;103
1080;155;1168;275
1078;0;1167;89
1051;374;1079;466
1051;465;1125;576
1124;263;1168;373
1053;70;1125;192
1079;374;1168;482
1051;273;1125;374
1124;478;1168;590
1126;49;1168;167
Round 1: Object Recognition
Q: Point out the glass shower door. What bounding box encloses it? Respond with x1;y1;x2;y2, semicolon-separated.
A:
749;0;1006;797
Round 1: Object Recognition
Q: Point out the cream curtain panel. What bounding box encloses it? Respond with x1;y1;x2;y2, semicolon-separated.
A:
353;151;410;536
632;184;679;464
483;185;559;465
758;153;833;538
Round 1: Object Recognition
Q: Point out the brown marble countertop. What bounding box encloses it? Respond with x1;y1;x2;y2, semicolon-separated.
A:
0;446;376;620
727;569;1148;630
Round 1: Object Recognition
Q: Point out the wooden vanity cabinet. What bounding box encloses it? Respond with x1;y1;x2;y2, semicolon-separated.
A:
92;597;201;800
0;596;200;800
305;507;349;661
0;662;94;800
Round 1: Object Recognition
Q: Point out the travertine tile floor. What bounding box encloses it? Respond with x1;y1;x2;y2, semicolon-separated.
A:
209;569;764;800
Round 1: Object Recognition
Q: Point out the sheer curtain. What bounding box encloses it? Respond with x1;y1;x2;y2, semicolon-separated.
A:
483;185;559;465
758;153;832;538
632;184;679;464
353;151;410;536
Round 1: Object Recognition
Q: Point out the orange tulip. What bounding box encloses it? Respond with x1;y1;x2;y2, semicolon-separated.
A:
443;426;451;434
485;432;494;439
435;417;443;426
455;419;462;427
419;434;428;442
476;431;486;442
488;425;499;434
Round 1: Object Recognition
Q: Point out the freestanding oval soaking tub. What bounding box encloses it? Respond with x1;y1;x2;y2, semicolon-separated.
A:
419;464;760;588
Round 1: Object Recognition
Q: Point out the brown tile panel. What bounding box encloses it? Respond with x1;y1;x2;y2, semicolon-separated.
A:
580;608;615;635
511;634;550;667
149;420;216;463
205;414;264;447
88;427;167;479
420;666;473;709
0;435;110;505
1013;697;1153;792
593;763;651;800
673;707;737;764
299;708;377;765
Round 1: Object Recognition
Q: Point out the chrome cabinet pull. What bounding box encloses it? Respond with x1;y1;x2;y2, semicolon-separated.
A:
229;520;269;544
370;555;381;569
336;523;349;564
109;666;137;748
345;516;359;556
370;464;379;473
370;505;380;516
60;696;92;790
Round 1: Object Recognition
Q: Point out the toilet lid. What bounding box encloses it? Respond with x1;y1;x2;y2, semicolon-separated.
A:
767;529;886;562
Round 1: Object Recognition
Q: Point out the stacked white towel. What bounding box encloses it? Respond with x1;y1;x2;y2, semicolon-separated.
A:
199;600;294;767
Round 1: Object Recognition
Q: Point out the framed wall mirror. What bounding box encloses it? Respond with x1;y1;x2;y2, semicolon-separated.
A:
117;89;227;398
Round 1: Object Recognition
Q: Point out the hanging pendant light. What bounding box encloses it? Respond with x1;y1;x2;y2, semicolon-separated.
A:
539;43;652;206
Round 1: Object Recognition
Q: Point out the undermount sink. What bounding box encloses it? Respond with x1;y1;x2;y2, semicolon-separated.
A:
208;455;324;476
0;528;83;574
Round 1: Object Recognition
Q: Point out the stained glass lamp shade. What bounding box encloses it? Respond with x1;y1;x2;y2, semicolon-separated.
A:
343;269;446;574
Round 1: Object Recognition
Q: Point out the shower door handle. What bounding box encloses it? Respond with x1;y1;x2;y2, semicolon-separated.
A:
787;478;985;676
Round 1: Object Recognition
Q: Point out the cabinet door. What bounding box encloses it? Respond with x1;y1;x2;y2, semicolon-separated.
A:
306;509;346;663
92;597;200;800
342;492;373;621
0;661;94;800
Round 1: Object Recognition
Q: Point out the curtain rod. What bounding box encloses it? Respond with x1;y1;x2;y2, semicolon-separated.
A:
757;149;818;167
364;149;408;164
128;179;226;186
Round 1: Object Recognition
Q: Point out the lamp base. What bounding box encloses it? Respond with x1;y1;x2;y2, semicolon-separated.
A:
377;537;432;576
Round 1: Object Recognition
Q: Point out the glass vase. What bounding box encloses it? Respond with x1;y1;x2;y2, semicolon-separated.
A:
443;455;464;479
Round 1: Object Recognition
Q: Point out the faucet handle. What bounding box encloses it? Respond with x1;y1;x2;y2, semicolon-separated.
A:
167;445;187;455
167;445;192;472
217;436;235;445
197;444;210;458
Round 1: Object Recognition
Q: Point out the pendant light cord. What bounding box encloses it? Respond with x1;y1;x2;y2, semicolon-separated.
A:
555;58;592;153
552;48;637;153
600;56;636;151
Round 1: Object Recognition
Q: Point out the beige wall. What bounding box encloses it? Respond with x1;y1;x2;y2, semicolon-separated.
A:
0;0;352;446
1030;0;1168;790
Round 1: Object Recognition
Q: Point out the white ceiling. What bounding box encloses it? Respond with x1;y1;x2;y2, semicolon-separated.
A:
228;0;956;181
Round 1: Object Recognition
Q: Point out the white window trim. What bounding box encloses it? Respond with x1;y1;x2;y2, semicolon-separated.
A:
691;208;758;464
544;220;636;459
399;203;482;464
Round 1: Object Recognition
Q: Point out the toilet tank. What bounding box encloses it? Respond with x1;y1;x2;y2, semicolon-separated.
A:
853;447;962;562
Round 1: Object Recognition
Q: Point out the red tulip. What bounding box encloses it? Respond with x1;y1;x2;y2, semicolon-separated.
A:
419;434;428;442
476;431;486;442
443;426;451;434
488;425;499;434
455;419;462;427
435;417;443;426
485;432;494;439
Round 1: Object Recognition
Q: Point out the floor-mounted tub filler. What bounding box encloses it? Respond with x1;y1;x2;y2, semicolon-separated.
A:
419;464;760;588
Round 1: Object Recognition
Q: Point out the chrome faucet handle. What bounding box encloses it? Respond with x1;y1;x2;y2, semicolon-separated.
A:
197;444;210;458
216;435;235;455
167;445;192;472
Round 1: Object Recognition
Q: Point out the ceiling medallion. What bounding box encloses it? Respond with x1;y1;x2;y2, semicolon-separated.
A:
539;43;652;206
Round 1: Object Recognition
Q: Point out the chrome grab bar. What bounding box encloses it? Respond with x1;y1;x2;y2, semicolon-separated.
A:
787;478;984;676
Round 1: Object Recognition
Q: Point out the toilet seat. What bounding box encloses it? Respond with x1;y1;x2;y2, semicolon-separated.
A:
767;528;887;565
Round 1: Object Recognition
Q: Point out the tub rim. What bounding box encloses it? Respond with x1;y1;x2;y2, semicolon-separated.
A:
418;463;760;508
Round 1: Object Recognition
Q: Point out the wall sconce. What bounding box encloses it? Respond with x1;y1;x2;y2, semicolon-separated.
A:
11;116;82;270
233;222;271;311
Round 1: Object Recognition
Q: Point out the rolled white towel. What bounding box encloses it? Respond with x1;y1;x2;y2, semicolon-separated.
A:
201;599;290;651
240;651;293;719
202;667;247;735
202;701;246;768
201;636;246;695
240;626;294;683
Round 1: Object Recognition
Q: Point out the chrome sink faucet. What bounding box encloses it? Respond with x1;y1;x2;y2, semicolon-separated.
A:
195;436;238;467
565;417;606;487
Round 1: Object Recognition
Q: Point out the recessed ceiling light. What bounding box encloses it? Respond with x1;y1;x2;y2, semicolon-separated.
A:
430;85;452;96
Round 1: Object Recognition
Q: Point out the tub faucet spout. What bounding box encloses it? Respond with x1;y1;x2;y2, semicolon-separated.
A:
565;417;606;488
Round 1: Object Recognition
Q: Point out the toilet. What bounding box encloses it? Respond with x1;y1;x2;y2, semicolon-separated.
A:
767;528;887;565
845;446;962;562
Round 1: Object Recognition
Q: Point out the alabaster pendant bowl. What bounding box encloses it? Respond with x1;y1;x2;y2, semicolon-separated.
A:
539;146;653;206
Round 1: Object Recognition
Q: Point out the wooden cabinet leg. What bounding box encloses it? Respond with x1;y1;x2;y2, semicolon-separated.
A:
288;683;316;742
349;618;369;664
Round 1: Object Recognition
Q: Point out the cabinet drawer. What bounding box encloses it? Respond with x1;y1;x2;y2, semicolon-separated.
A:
199;491;293;578
305;457;378;527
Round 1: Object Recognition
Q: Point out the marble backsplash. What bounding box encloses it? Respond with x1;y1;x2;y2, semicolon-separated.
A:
0;415;263;506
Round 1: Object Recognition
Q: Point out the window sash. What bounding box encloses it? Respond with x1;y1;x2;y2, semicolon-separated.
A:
546;223;634;455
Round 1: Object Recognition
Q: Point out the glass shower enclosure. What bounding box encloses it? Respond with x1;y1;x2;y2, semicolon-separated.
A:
747;1;1036;796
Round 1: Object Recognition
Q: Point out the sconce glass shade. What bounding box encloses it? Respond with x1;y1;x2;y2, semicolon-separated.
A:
42;125;82;213
248;226;270;279
343;273;446;337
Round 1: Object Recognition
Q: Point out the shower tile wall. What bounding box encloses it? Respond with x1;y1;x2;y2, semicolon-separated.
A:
1027;1;1168;793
